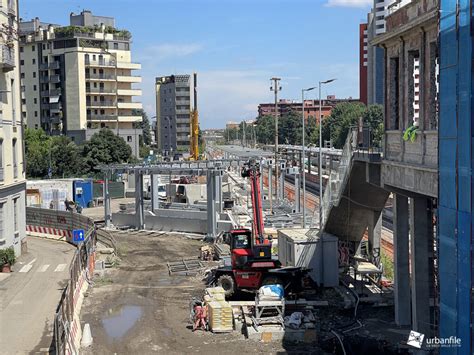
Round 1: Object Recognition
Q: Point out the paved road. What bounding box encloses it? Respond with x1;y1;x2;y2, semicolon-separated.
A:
0;237;75;354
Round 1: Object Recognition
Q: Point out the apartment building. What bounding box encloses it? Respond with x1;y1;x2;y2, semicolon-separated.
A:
359;23;368;105
0;0;26;256
155;75;191;154
19;11;143;156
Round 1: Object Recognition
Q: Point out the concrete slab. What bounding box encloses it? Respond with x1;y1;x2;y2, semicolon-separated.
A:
0;273;11;283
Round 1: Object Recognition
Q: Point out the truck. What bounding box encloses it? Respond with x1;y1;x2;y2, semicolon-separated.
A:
211;159;309;297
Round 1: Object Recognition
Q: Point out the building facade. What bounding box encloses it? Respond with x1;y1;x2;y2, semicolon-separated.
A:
155;75;191;154
0;0;27;257
19;11;143;156
373;0;439;339
359;23;368;105
257;97;356;124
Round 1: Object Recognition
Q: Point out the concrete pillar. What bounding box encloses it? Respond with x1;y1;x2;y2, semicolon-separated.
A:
268;165;273;209
134;171;145;229
295;172;301;213
307;152;311;175
206;170;217;238
104;173;111;228
216;171;223;213
150;174;158;211
410;196;432;336
393;194;411;326
367;211;382;264
279;162;285;201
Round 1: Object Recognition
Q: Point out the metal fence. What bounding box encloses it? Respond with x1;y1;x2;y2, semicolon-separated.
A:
26;207;96;354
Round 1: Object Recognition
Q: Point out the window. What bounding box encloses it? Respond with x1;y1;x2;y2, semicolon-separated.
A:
21;99;25;104
20;46;23;53
33;85;37;91
0;203;3;239
0;139;3;181
13;198;18;232
33;72;36;78
127;136;132;142
34;111;38;117
22;112;26;118
113;42;118;50
32;45;35;52
20;59;24;66
42;44;46;50
20;73;24;79
32;58;36;64
12;139;17;178
34;98;37;104
389;57;400;130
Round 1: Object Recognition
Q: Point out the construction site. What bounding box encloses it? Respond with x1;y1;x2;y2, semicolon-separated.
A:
77;127;416;354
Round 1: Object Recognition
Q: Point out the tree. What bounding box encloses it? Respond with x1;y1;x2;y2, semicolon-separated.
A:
50;135;83;178
133;109;152;147
255;115;274;144
313;102;367;149
24;128;51;178
82;129;132;173
223;127;239;143
363;104;384;147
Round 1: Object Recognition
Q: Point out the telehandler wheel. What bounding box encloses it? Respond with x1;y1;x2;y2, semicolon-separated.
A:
217;274;235;298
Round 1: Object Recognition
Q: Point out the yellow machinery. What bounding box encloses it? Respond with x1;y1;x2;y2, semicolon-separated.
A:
190;72;199;160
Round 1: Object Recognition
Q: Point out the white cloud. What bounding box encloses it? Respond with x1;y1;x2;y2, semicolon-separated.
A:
138;43;203;62
325;0;372;8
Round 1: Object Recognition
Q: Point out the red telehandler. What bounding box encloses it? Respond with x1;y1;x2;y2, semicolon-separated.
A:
212;159;309;297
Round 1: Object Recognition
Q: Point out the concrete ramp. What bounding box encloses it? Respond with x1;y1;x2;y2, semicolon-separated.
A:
323;160;389;242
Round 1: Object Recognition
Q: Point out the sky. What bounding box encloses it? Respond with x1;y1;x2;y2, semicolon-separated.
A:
20;0;373;129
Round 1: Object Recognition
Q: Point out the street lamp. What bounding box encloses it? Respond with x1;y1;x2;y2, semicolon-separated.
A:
319;78;336;230
301;86;316;228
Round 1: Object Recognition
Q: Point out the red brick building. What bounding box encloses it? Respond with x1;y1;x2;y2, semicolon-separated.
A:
258;97;357;125
359;23;368;105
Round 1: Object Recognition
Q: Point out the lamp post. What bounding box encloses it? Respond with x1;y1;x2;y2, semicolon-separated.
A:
318;79;336;229
301;87;316;228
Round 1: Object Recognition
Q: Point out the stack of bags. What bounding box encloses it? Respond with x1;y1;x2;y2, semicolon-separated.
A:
204;287;233;333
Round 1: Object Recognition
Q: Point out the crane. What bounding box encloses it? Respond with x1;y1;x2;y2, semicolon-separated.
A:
212;159;309;297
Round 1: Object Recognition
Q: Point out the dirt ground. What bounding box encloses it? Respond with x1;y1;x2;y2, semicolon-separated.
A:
80;231;323;355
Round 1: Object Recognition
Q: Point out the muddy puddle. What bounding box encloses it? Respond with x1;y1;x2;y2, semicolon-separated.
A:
101;305;143;341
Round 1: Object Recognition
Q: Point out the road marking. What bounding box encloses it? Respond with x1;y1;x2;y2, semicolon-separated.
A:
54;264;67;272
18;259;36;273
37;264;50;273
18;264;33;273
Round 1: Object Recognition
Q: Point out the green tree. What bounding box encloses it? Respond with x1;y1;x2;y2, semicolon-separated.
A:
50;135;83;178
255;115;274;144
82;129;132;173
223;127;239;143
24;128;51;178
133;109;152;147
363;104;384;147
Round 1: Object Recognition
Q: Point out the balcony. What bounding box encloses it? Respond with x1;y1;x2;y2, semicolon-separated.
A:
50;88;62;96
0;167;3;182
40;76;49;83
118;115;142;122
49;61;60;70
87;100;116;108
39;63;49;70
85;59;116;68
0;44;15;72
176;100;190;106
50;75;60;83
87;114;117;122
116;62;141;70
117;75;141;83
50;103;62;111
176;127;190;133
86;73;115;81
117;102;142;110
117;88;142;96
176;108;189;115
86;87;116;94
